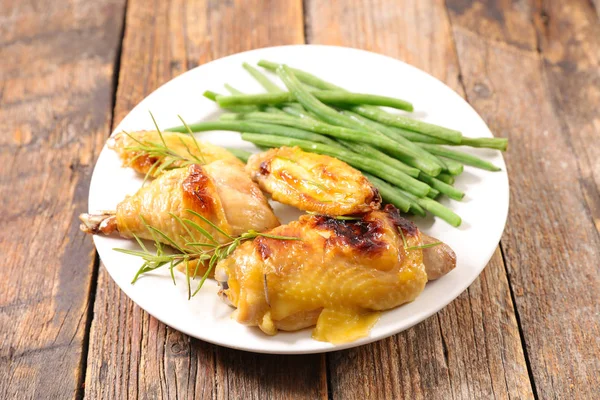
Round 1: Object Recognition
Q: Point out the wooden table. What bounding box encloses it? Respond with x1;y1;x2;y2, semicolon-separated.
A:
2;0;599;398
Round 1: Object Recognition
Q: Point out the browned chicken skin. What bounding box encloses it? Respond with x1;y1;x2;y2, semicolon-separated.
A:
83;132;456;344
246;146;381;216
215;204;456;344
80;160;280;276
108;130;244;177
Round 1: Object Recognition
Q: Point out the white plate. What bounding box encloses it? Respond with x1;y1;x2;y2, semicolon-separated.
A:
89;45;509;354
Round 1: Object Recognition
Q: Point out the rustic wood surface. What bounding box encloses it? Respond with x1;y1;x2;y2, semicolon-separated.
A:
1;0;598;399
0;0;126;399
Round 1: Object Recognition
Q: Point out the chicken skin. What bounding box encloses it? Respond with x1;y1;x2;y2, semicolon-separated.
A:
215;204;455;344
246;147;381;216
109;130;243;177
80;160;280;276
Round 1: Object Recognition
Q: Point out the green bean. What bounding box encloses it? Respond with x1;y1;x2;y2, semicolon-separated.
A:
240;64;304;112
242;62;283;93
426;187;440;199
363;174;411;213
418;144;501;171
418;173;465;201
241;133;432;197
203;90;219;101
273;66;466;177
400;190;462;227
280;105;314;119
276;65;373;132
243;104;420;179
258;61;463;143
435;173;455;185
231;111;441;176
225;148;252;163
203;90;257;113
223;84;291;116
457;137;508;151
407;201;427;217
219;113;240;120
224;84;243;95
271;105;421;177
167;120;341;148
366;123;507;151
216;91;413;111
258;60;342;90
347;112;450;145
440;158;464;175
350;105;462;143
340;141;420;177
340;110;445;169
406;134;508;151
386;126;443;143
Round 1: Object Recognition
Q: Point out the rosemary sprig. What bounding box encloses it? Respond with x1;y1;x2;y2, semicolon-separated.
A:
114;210;299;297
306;211;362;221
397;226;441;251
177;114;206;164
122;113;206;182
149;110;167;148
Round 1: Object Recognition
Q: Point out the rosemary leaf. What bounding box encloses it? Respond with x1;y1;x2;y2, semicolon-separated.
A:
405;242;442;250
183;219;219;244
131;233;150;253
185;258;191;300
170;212;198;244
225;240;239;257
185;242;217;248
306;212;361;221
256;232;301;240
169;259;176;285
177;114;206;164
149;111;167;148
398;226;409;249
186;209;233;239
146;225;187;253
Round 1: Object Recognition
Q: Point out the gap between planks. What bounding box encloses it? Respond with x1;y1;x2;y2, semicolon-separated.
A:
437;3;538;397
76;1;130;397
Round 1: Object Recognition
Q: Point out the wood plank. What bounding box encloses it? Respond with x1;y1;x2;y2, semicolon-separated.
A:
446;0;600;396
0;0;126;398
305;0;533;398
533;0;600;234
83;1;324;398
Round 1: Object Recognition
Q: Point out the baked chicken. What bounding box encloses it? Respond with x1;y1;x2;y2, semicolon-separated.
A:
215;204;455;344
80;160;280;276
109;130;243;177
246;146;381;215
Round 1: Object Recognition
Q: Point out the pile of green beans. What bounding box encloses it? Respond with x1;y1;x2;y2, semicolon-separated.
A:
167;61;508;227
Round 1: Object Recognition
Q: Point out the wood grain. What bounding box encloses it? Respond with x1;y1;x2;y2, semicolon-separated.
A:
305;0;533;398
0;0;126;398
446;0;600;397
4;0;596;397
593;0;600;19
533;0;600;234
83;1;325;399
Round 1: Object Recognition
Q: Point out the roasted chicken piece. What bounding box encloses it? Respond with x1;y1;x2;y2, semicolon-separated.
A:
109;130;243;177
246;146;381;216
215;204;456;344
80;160;280;276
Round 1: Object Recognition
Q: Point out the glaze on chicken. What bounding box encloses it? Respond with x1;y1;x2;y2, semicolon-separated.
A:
246;146;381;216
109;130;243;177
80;160;280;276
215;204;455;344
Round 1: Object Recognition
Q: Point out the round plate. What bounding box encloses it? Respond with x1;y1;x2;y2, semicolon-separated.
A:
89;45;509;354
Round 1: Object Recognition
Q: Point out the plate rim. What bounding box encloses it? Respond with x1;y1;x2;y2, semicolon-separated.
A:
90;44;509;354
